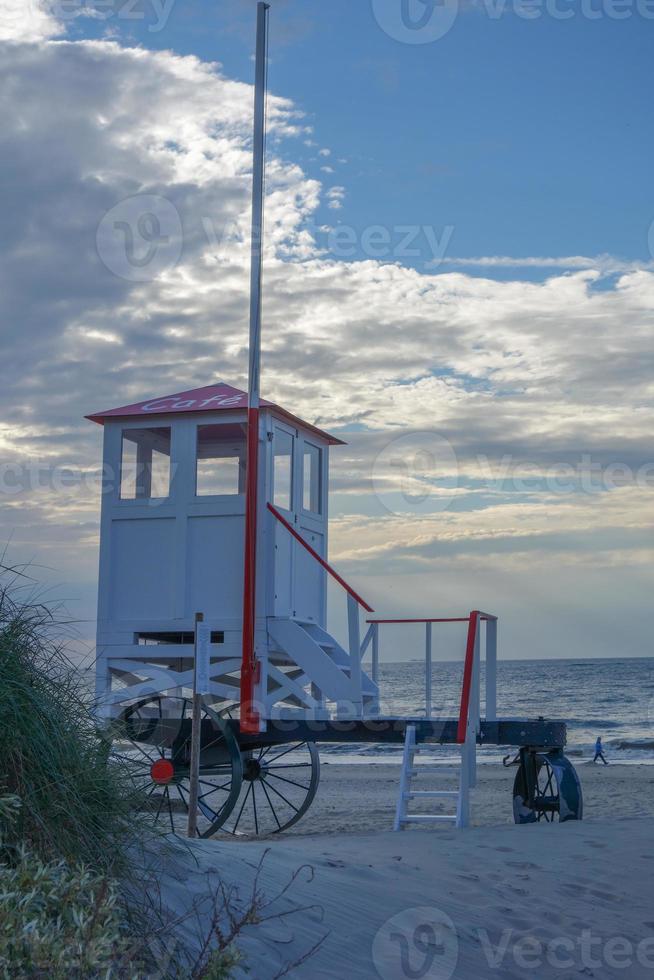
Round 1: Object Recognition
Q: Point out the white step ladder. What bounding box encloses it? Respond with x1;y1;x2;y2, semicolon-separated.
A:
393;724;473;830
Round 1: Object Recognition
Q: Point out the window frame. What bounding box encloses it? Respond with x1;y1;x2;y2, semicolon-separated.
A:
301;440;323;516
119;425;173;502
194;422;247;499
271;422;295;513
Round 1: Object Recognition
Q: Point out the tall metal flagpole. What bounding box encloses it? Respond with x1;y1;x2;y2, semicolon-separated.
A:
241;1;270;734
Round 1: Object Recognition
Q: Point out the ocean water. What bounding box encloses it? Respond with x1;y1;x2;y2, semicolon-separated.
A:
81;656;654;766
321;656;654;766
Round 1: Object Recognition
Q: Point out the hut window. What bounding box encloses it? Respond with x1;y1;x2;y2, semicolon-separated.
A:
303;443;322;514
273;428;293;511
120;427;171;500
196;424;246;496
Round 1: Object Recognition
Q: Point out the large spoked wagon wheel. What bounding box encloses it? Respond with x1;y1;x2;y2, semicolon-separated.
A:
217;740;321;837
110;696;243;838
513;749;583;824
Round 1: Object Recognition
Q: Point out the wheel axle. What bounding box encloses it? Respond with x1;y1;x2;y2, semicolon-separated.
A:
150;759;175;785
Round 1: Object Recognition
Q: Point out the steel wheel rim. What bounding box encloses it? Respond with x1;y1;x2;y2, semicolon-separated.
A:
219;741;320;837
513;751;583;824
110;696;243;838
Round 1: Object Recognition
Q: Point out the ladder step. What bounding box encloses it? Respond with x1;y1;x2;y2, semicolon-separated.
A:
402;815;457;824
408;768;461;777
404;791;459;799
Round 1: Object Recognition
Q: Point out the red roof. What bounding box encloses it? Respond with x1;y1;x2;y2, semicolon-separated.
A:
86;382;345;446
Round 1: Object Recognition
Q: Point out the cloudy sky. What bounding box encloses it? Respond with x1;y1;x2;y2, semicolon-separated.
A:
1;0;652;663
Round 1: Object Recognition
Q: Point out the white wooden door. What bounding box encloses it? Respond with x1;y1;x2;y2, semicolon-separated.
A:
293;436;326;623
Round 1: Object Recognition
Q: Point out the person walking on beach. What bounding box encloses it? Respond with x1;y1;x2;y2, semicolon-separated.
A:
593;736;608;765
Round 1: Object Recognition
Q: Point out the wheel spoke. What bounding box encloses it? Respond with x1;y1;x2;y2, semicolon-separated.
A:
264;763;312;770
127;740;158;765
252;783;259;835
201;733;226;752
260;778;282;831
264;742;306;765
141;784;159;806
166;787;175;834
198;782;233;796
198;782;232;800
264;771;311;792
231;782;253;834
198;778;232;790
176;784;189;813
112;752;144;765
154;788;167;823
264;779;300;813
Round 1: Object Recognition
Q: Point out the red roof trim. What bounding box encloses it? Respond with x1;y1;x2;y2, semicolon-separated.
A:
86;382;345;446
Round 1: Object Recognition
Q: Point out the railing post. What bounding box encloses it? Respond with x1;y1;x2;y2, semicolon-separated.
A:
457;747;470;829
372;622;379;686
187;612;207;838
371;622;380;716
347;594;363;715
485;617;497;722
469;616;481;790
425;622;432;718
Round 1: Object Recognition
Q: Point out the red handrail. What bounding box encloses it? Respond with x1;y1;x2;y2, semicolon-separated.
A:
456;611;480;744
367;617;470;625
267;503;374;613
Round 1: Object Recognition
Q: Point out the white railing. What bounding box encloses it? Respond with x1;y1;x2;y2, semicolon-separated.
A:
361;613;498;724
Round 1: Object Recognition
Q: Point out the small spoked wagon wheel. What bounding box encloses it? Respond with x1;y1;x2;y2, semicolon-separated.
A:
110;695;242;838
513;749;583;824
218;740;321;837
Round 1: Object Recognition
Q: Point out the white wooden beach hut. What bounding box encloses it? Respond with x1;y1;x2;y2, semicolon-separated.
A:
88;381;379;725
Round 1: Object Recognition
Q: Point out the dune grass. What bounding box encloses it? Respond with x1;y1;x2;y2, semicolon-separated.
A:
0;570;142;870
0;569;161;976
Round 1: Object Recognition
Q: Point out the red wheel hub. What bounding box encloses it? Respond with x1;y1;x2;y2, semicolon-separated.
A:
150;759;175;785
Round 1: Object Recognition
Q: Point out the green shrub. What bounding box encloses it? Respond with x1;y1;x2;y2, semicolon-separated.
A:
0;847;131;977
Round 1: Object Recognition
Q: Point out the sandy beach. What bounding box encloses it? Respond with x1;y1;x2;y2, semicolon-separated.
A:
151;762;654;979
256;759;654;834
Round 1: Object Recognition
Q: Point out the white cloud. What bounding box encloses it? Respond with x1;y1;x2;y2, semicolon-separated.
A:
0;35;652;656
0;0;62;42
326;185;346;210
437;254;654;274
